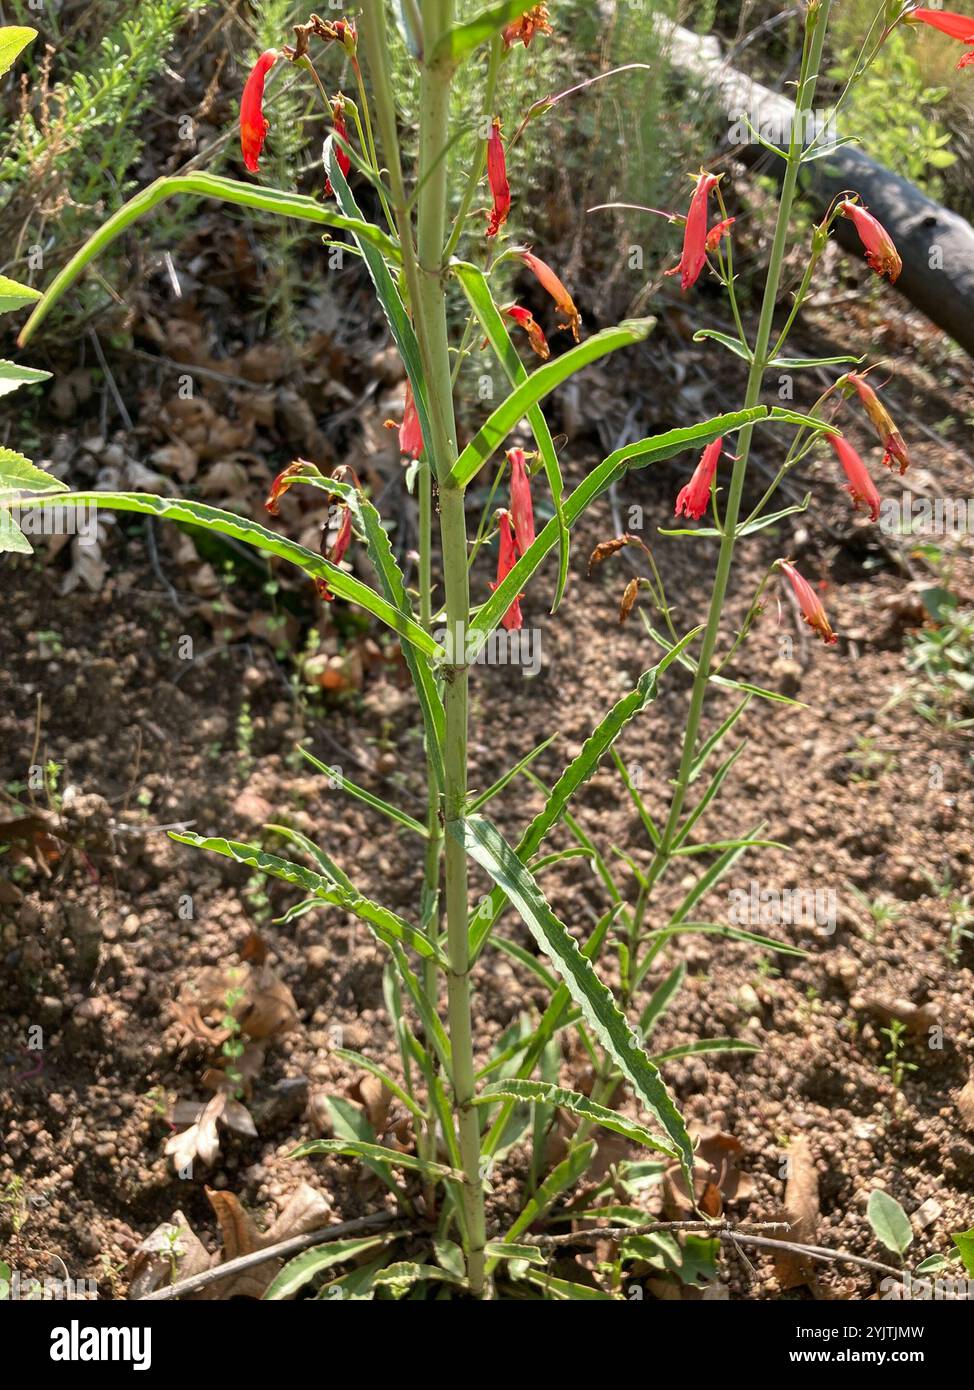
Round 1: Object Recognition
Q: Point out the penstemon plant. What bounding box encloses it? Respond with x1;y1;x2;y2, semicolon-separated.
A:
8;0;936;1299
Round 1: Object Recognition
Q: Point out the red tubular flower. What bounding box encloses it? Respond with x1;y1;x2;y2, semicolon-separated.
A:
705;216;735;252
385;382;424;460
240;50;278;173
503;304;550;360
665;171;718;292
265;460;307;514
674;437;722;521
846;372;910;474
324;94;351;197
502;4;553;49
490;510;524;631
831;435;881;522
906;9;974;66
838;201;902;282
316;507;353;603
486;118;511;238
779;561;838;645
520;251;582;342
507;448;536;554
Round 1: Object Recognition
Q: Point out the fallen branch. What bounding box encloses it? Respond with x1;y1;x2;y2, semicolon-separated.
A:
136;1211;405;1301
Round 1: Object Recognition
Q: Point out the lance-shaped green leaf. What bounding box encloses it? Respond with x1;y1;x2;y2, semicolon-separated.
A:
669;827;766;927
300;748;428;839
0;275;42;315
468;731;558;813
638;962;685;1039
292;1140;461;1184
0;359;50;398
672;742;748;849
476;1079;679;1157
169;832;446;965
331;1048;424;1122
469;631;698;959
492;1140;596;1263
18;170;399;346
473;408;767;648
453;259;570;611
324;139;435;465
263;1234;396;1300
689;694;752;783
0;449;68;554
692;328;752;363
660;493;812;540
430;0;544;64
0;25;36;77
451;319;656;487
4;493;444;659
649;1039;759;1063
453;815;694;1182
296;472;445;788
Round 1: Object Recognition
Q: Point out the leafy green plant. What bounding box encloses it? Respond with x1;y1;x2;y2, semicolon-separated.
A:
906;593;974;727
867;1188;913;1258
879;1018;918;1091
5;0;935;1300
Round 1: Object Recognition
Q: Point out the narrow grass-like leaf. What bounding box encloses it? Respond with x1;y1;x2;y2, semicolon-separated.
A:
5;492;443;658
611;746;662;848
264;823;355;892
455;815;693;1178
520;1271;617;1299
649;1039;760;1063
18;170;400;346
640;615;805;707
669;829;765;927
324;140;435;466
454;260;570;610
689;695;752;783
638;962;685;1039
451;319;655;486
477;1079;680;1157
169;832;444;964
263;1234;393;1300
692;328;752;362
473;410;766;646
672;742;747;849
672;837;789;856
300;748;428;838
470;633;698;959
468;731;558;812
292;1139;462;1183
638;921;808;962
491;1141;596;1261
331;1047;425;1121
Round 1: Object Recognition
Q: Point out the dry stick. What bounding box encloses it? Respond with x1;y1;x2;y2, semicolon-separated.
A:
524;1221;904;1279
137;1211;406;1301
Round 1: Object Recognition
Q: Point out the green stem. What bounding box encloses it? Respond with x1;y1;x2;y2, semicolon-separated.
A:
415;0;488;1296
641;0;832;892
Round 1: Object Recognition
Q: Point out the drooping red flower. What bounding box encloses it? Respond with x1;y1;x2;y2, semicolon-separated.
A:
665;171;718;292
705;216;736;252
317;506;354;603
486;118;511;238
846;372;910;474
503;304;550;360
838;201;902;282
507;448;536;554
240;50;278;173
674;437;722;521
502;4;553;49
906;8;974;66
520;250;582;342
324;94;351;197
385;381;424;460
491;510;524;631
779;561;838;645
265;460;307;514
831;435;881;522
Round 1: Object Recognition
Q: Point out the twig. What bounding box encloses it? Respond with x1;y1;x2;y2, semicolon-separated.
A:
523;1219;905;1279
86;328;134;430
137;1211;405;1301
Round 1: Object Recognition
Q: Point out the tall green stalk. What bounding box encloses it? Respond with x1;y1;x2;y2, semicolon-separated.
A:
649;0;833;877
361;0;488;1295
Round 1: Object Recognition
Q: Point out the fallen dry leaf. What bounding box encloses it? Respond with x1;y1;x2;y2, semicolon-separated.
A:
773;1136;820;1291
